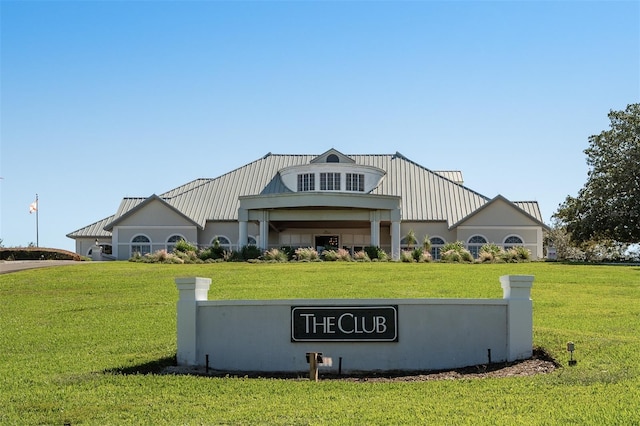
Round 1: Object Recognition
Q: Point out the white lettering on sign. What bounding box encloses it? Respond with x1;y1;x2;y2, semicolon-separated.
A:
292;306;398;342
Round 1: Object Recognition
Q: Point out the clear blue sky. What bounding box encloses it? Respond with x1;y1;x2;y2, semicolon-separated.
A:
1;0;639;252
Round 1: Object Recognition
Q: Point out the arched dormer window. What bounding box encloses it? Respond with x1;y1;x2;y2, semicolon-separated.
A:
327;154;339;163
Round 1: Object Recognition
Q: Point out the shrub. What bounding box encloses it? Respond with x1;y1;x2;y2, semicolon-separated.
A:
279;246;296;261
262;248;288;262
240;245;261;261
404;229;417;249
477;251;496;263
129;250;185;264
400;250;414;262
353;250;371;262
514;246;531;261
224;250;243;262
174;250;201;264
418;250;432;263
336;248;352;261
199;239;225;261
501;248;520;263
0;247;81;261
439;241;473;263
173;239;197;253
364;246;388;261
322;250;338;261
411;247;425;262
294;247;319;261
422;235;432;252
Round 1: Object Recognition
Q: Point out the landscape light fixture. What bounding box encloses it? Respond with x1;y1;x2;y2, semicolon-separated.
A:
567;342;577;366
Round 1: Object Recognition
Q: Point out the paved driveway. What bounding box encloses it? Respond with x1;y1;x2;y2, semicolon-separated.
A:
0;260;84;274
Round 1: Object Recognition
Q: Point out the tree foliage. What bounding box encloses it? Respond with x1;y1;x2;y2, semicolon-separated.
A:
554;103;640;243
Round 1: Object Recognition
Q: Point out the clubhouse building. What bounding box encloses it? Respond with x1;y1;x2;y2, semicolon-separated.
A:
67;149;548;261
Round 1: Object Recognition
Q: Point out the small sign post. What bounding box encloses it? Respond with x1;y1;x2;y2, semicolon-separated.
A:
306;352;321;381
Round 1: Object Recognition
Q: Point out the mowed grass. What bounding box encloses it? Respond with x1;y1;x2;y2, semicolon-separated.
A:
1;262;639;425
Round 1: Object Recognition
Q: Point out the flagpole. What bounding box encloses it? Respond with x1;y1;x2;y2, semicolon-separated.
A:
35;193;39;247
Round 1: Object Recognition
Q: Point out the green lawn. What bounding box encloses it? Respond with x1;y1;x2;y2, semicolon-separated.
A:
1;262;638;424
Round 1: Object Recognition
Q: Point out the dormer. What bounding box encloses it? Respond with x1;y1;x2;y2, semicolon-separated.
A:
310;148;356;164
278;149;385;193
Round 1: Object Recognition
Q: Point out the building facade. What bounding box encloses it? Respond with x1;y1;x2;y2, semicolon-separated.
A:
67;149;548;260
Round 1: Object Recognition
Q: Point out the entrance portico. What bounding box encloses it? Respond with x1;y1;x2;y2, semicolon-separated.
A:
238;192;402;260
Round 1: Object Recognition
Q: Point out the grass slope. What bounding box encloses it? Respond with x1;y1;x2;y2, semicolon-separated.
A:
1;262;639;424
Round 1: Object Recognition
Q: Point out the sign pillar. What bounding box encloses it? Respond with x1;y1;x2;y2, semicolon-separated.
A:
176;277;211;366
501;275;534;361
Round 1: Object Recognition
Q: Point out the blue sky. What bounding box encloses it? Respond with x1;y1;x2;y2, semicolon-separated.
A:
1;0;638;252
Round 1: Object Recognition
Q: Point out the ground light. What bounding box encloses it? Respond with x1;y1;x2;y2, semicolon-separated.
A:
567;342;577;366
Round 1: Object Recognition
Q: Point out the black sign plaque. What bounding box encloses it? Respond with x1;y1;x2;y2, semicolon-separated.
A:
291;306;398;342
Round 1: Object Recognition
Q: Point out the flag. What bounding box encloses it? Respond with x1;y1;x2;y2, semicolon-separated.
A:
29;200;37;214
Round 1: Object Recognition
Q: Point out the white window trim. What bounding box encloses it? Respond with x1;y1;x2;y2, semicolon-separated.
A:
131;234;152;256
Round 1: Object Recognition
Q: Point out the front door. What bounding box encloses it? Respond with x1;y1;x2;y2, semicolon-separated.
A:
315;235;339;252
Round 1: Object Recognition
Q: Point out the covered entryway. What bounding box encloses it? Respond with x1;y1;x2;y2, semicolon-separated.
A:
238;192;403;260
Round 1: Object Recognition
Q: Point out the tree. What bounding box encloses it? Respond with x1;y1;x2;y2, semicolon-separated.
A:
554;103;640;244
404;229;417;249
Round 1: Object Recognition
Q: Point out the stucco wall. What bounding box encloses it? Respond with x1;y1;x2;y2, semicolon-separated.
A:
176;275;534;373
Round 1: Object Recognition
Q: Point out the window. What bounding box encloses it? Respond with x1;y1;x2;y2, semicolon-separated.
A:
297;173;315;191
467;235;487;258
213;236;231;249
430;237;445;260
320;172;341;190
504;235;523;249
167;234;185;253
326;154;339;163
248;236;257;245
131;235;151;256
346;173;365;192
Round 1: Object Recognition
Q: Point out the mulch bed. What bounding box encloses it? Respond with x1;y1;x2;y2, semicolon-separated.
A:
163;347;560;382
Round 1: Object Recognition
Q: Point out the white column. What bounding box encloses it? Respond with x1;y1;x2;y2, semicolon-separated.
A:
501;275;534;361
370;211;380;247
238;221;248;248
175;277;211;366
391;221;401;261
112;227;119;259
259;210;270;250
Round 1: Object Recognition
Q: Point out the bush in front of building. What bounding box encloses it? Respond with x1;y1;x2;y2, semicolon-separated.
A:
130;250;187;264
239;245;261;261
364;246;388;261
477;243;531;263
353;250;371;262
440;241;474;263
294;247;320;261
400;250;414;262
321;248;353;261
262;248;288;262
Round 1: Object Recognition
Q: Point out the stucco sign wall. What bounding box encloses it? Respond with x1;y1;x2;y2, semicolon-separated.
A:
175;275;533;373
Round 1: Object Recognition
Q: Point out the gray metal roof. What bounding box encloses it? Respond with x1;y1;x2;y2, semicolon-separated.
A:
66;215;114;238
514;201;545;223
69;152;545;238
